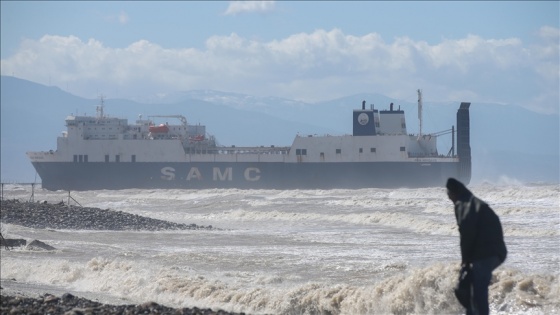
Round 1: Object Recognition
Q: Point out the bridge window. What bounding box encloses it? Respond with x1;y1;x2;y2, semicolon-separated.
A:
359;148;363;153
132;155;136;162
115;155;120;162
400;147;406;152
370;148;376;153
79;155;83;163
336;149;342;154
105;155;109;162
73;155;78;162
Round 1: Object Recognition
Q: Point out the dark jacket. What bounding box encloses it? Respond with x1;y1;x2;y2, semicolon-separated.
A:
454;191;507;265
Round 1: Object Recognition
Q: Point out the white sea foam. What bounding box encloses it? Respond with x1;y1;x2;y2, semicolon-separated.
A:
1;257;558;314
1;183;559;314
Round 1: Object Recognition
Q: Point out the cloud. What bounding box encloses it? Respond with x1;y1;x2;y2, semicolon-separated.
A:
118;11;130;24
1;28;558;114
103;10;130;25
538;26;560;40
224;1;275;15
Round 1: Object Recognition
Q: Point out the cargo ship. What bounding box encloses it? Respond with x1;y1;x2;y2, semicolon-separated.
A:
27;90;471;190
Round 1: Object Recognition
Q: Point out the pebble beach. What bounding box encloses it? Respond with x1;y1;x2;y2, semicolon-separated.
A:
0;199;214;231
0;199;242;315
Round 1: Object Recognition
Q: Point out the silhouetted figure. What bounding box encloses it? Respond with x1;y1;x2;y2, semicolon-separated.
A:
0;232;7;250
447;178;507;315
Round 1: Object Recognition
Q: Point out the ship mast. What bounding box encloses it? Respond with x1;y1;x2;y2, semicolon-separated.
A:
417;89;423;137
96;95;105;119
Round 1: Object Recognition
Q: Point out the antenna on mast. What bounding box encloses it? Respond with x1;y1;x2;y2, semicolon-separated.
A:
417;89;423;137
96;94;105;119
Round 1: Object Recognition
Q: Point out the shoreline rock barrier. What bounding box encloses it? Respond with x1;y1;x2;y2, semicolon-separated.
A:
0;199;214;231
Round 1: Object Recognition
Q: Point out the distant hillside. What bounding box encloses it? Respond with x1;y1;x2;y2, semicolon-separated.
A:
1;75;558;184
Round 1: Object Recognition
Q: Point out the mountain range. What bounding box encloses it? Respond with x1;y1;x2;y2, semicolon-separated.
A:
1;75;558;185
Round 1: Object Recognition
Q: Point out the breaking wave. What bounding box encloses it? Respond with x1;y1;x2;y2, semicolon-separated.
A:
1;257;558;314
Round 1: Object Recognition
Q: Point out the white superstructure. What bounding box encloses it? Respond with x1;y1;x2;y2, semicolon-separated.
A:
27;97;456;165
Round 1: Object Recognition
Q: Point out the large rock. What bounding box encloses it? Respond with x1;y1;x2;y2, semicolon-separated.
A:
26;239;56;251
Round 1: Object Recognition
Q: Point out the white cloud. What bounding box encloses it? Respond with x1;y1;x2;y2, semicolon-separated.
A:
103;10;130;25
118;11;130;25
538;26;560;40
1;28;558;114
224;1;275;15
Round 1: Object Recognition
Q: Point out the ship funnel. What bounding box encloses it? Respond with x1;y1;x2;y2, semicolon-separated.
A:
353;100;377;136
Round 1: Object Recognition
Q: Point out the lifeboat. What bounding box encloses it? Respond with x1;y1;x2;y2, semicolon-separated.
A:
189;134;205;142
149;124;169;133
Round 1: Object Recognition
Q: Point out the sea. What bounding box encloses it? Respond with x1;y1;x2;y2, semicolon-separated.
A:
1;180;559;315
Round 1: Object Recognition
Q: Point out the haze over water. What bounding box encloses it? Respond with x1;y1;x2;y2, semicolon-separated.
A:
1;182;559;314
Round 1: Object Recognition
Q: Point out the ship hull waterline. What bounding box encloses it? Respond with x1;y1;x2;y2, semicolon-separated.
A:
32;161;465;191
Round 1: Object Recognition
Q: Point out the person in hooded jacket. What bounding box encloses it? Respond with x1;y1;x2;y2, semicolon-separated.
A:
446;178;507;315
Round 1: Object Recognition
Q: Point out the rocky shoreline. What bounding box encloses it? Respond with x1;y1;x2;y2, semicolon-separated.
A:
0;199;214;231
0;199;244;315
0;293;242;315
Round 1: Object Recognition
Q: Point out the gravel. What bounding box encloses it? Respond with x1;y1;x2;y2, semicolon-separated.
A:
1;200;243;314
0;293;244;315
0;199;214;231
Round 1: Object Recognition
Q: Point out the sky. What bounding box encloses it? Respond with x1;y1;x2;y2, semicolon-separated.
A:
1;1;559;114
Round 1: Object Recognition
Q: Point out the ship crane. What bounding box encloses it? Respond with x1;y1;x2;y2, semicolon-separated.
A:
431;127;456;157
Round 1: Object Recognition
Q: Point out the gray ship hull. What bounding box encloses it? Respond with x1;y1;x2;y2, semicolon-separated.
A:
33;161;465;191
